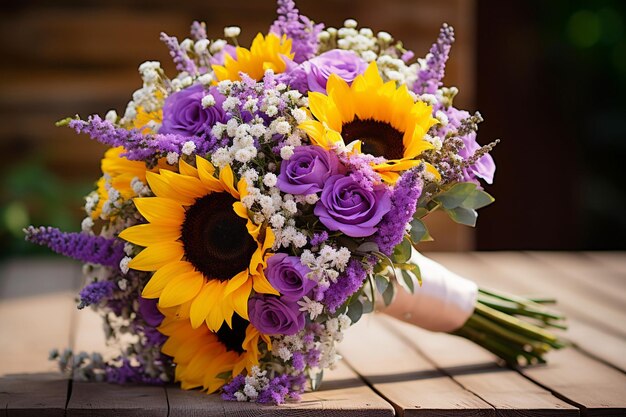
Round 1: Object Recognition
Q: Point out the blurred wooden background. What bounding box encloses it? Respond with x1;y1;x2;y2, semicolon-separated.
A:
0;0;477;251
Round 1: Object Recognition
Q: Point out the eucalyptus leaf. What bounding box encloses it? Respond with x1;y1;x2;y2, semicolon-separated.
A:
410;217;432;243
412;262;422;286
400;269;416;293
382;280;396;306
392;237;412;263
356;241;380;253
361;298;374;314
347;300;363;324
435;182;477;209
375;274;389;294
461;189;495;210
394;263;417;271
414;207;430;218
445;206;478;226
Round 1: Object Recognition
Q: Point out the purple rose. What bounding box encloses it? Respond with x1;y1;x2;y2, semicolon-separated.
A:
138;297;164;327
266;254;315;301
248;295;305;336
459;132;496;184
314;175;392;238
277;145;345;195
159;84;226;137
304;49;368;93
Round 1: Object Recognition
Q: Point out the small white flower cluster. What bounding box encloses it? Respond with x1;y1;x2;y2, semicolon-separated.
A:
232;366;269;402
376;54;420;88
120;61;166;129
300;245;352;290
316;314;352;369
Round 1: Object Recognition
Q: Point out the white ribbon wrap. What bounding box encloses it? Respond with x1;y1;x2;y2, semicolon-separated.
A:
380;250;478;332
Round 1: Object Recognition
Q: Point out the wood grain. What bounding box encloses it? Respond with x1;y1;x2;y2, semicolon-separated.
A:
384;316;578;416
0;259;79;416
167;361;395;417
341;314;494;416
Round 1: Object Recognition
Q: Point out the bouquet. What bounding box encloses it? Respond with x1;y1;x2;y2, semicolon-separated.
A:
26;0;566;404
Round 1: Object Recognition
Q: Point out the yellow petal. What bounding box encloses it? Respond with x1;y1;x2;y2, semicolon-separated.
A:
178;158;198;177
159;170;208;200
252;270;279;295
159;271;204;308
119;223;181;247
189;283;215;329
205;281;227;331
145;172;195;206
195;156;224;192
224;270;249;296
133;197;185;226
219;165;239;199
142;261;194;298
231;279;252;320
129;241;184;271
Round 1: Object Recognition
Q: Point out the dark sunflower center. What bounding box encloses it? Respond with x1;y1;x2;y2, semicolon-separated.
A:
181;193;256;281
341;118;405;160
216;314;248;354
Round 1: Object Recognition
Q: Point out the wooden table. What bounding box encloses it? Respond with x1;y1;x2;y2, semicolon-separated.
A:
1;252;625;416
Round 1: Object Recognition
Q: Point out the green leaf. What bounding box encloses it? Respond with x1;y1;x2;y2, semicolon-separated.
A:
410;218;432;242
356;242;380;253
392;237;412;263
461;189;495;210
361;298;374;314
398;269;416;293
445;206;478;227
414;207;430;218
382;281;396;306
394;263;417;271
347;299;364;324
375;274;389;294
435;183;477;209
412;263;422;286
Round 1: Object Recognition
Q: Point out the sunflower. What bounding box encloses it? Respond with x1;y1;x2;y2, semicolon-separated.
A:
119;156;278;331
299;62;440;183
159;310;270;393
212;33;294;82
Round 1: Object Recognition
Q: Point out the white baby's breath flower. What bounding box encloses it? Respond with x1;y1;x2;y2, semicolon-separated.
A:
436;110;449;126
81;217;94;233
344;19;358;28
119;257;131;275
361;50;377;62
265;105;278;117
304;194;319;204
280;145;294;160
210;39;227;54
275;121;291;135
201;94;215;108
263;173;278;187
224;26;241;38
197;73;214;85
181;141;196;156
166;152;179;165
105;110;118;123
194;39;210;54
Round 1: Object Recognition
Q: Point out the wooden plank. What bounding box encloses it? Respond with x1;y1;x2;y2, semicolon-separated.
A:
0;259;80;416
341;314;494;416
585;252;626;277
527;252;626;307
167;360;395;417
383;316;578;416
430;252;626;371
66;306;169;417
429;253;626;415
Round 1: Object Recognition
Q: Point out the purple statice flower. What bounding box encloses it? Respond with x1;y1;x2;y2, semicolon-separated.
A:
66;115;210;162
160;32;197;75
257;374;306;404
248;295;306;335
105;357;165;385
266;254;316;301
276;61;309;94
277;145;345;195
138;297;164;327
221;374;246;401
314;175;392;238
414;23;455;95
159;84;227;141
78;281;116;309
270;0;323;63
401;50;415;64
24;226;125;269
373;168;423;256
310;231;328;247
190;21;207;41
323;258;370;312
302;49;367;93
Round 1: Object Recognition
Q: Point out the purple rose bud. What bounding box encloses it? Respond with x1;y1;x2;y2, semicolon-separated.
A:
159;84;226;138
314;175;392;238
138;297;164;327
304;49;368;93
277;145;345;195
266;254;316;301
248;295;305;336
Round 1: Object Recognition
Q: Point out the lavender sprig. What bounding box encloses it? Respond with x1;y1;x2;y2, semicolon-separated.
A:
270;0;323;63
160;32;198;75
414;23;455;95
24;226;125;269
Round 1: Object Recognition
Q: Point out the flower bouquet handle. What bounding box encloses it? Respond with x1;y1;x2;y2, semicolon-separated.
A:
376;247;567;365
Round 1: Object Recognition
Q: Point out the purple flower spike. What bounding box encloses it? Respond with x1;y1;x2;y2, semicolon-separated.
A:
414;24;455;95
270;0;324;63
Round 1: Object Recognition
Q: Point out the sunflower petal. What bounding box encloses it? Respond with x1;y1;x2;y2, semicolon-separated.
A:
219;165;239;199
189;283;215;329
231;279;252;320
129;241;184;271
119;223;181;247
196;156;224;192
142;261;194;298
133;197;185;226
178;158;198;177
224;270;249;296
145;172;195;205
159;271;204;308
